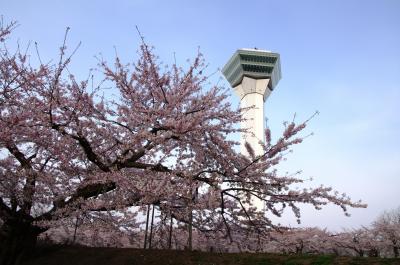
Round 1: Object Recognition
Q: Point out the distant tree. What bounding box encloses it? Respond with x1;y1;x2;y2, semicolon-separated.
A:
269;227;332;255
332;227;384;257
373;207;400;258
0;20;366;264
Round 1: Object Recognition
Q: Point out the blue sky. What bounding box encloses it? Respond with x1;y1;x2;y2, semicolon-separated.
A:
2;0;400;230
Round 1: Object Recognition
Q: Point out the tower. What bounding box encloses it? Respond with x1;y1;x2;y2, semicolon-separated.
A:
222;49;281;210
222;48;281;157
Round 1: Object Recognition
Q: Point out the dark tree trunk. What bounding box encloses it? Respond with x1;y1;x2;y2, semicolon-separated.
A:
187;186;197;251
296;241;303;254
333;248;339;256
168;215;173;250
72;216;80;244
394;245;399;258
256;233;261;253
188;209;193;251
143;204;150;249
368;248;379;257
149;205;155;249
0;218;42;265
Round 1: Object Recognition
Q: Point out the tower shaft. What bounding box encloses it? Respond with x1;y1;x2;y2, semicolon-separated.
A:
222;48;282;212
234;77;271;156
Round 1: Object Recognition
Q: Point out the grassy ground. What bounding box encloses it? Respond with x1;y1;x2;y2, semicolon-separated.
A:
22;246;400;265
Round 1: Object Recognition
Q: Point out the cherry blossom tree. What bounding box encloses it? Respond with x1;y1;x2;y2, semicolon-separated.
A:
331;227;384;257
266;227;333;255
0;21;366;264
373;207;400;258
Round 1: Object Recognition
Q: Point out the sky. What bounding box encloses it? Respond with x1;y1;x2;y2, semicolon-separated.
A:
2;0;400;231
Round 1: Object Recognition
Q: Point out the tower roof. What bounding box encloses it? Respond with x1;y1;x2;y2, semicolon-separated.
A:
222;49;281;90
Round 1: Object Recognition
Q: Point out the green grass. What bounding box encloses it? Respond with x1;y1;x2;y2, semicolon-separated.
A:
21;246;400;265
310;255;336;265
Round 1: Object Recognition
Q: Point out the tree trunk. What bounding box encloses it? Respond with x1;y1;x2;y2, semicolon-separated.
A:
296;241;303;254
188;208;193;251
168;215;173;250
0;219;41;265
149;205;155;249
368;248;379;257
187;186;197;251
143;204;150;249
333;248;339;256
394;246;399;258
256;233;262;253
72;216;80;244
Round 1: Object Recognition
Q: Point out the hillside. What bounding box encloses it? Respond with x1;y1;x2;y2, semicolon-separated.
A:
21;246;400;265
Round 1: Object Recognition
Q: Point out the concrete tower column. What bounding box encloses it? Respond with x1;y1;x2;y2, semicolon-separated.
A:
222;48;282;211
234;77;271;156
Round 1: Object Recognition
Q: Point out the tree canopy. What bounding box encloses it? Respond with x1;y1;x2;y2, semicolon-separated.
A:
0;21;366;265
